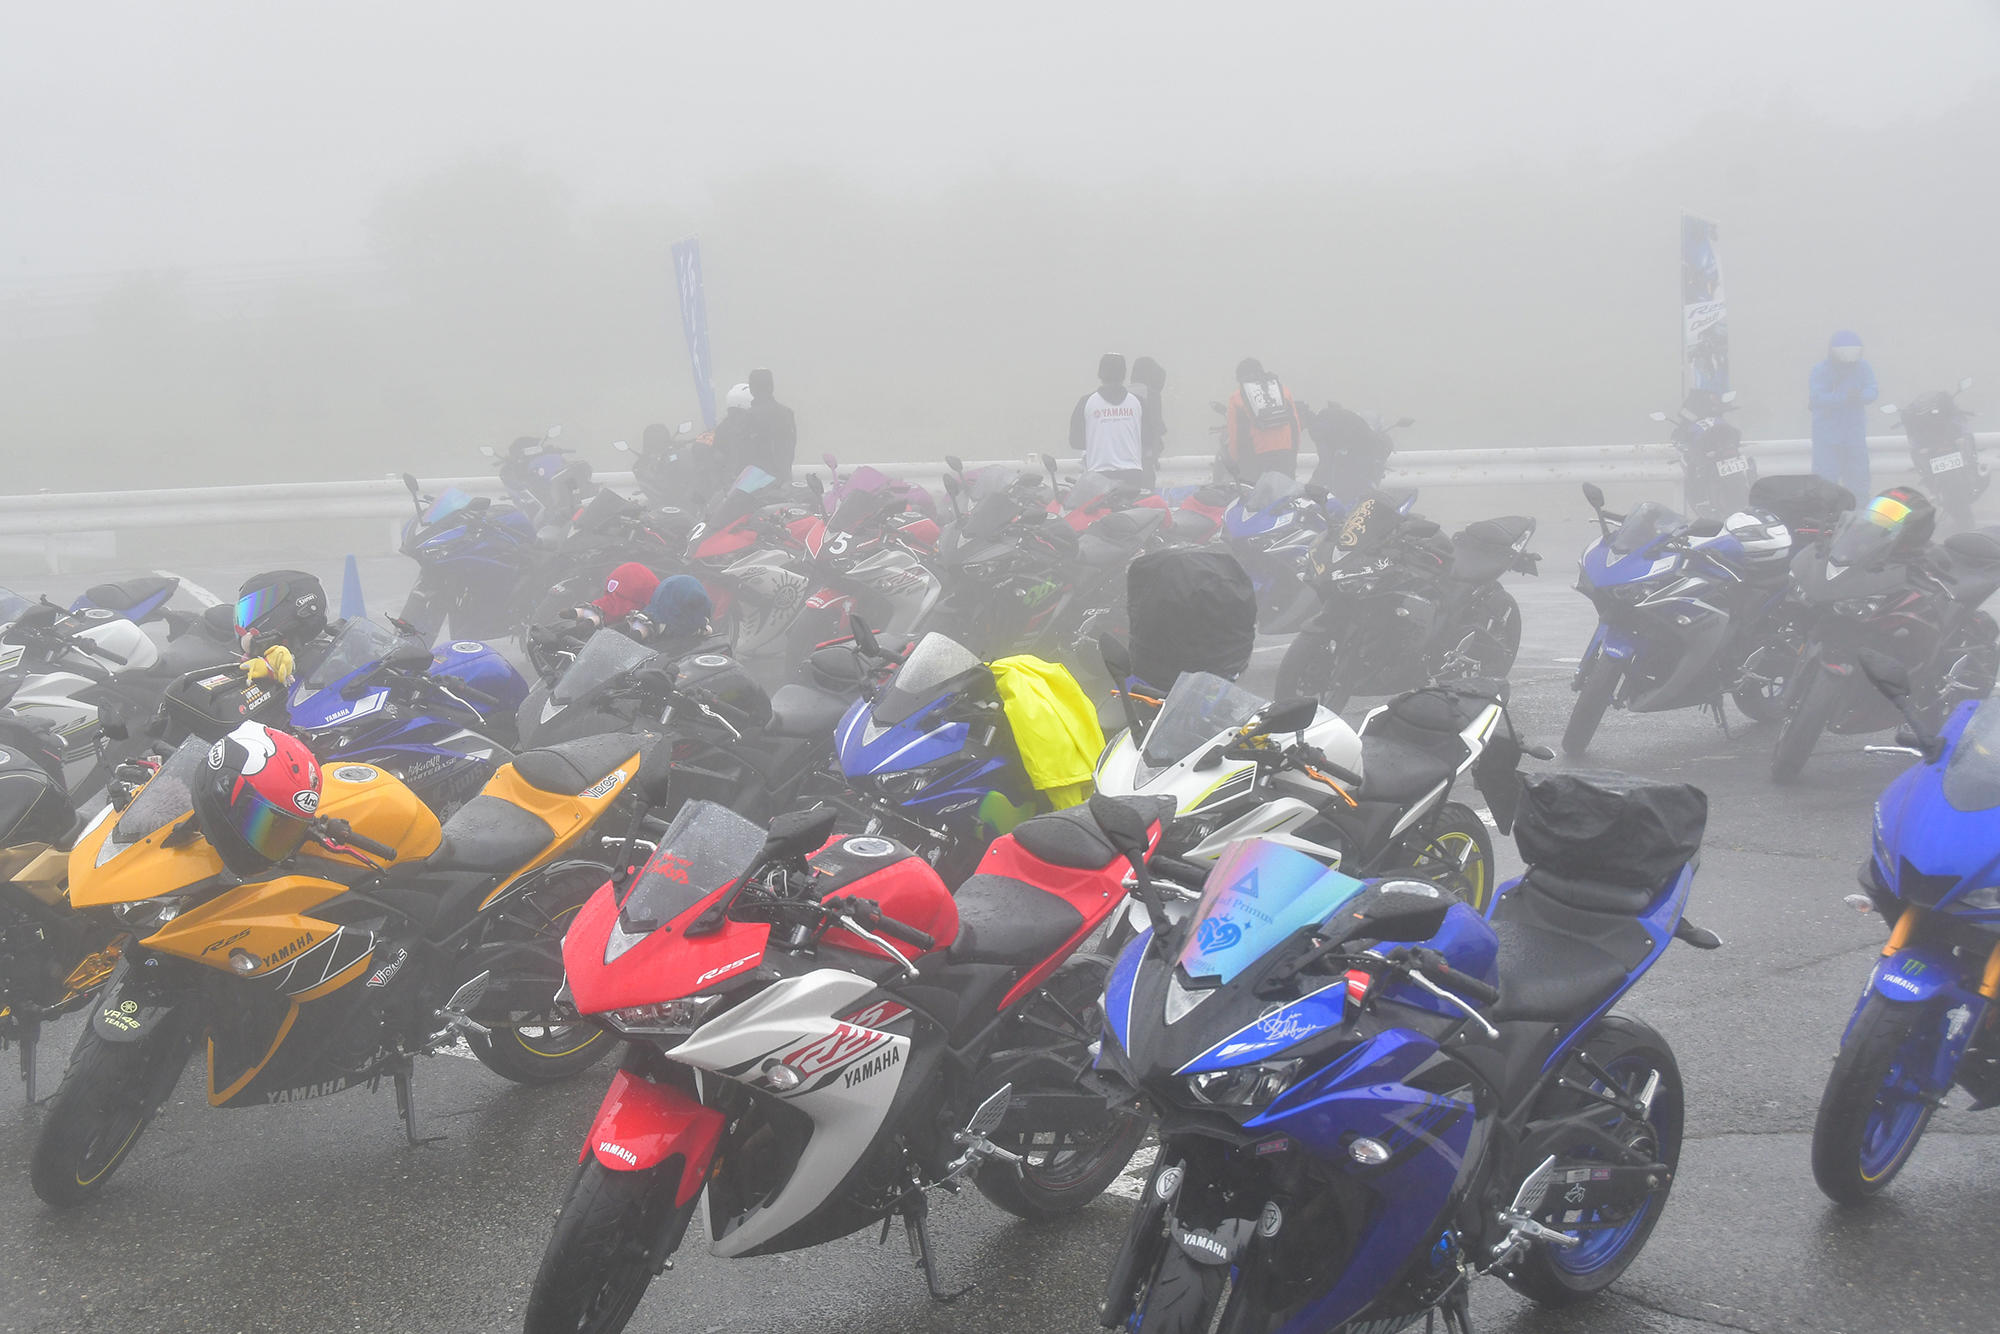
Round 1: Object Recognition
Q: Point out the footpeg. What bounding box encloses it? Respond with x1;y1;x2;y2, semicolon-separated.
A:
425;970;494;1046
940;1083;1024;1183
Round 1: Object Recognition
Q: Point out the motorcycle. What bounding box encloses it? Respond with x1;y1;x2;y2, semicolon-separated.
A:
523;794;1163;1333
685;467;824;657
1093;771;1717;1333
1275;493;1539;713
1770;489;2000;781
1220;472;1337;635
396;480;542;643
1302;403;1408;503
783;466;942;666
1561;482;1804;755
1651;388;1752;519
1814;652;2000;1201
1882;378;1984;531
1094;656;1544;912
483;426;594;533
29;728;656;1205
0;699;123;1102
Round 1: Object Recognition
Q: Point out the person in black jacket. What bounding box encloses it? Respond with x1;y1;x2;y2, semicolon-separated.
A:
1130;356;1168;487
744;367;797;480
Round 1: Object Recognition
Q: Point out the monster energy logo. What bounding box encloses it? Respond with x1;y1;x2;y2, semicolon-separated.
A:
1019;581;1060;608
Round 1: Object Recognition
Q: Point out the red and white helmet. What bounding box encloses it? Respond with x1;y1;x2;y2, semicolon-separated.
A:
192;722;323;876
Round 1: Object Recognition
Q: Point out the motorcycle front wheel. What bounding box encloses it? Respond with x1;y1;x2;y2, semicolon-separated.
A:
1770;668;1844;783
1561;654;1622;756
1135;1245;1227;1334
523;1159;679;1334
1275;632;1353;713
1732;630;1803;724
1811;995;1939;1204
30;1020;194;1207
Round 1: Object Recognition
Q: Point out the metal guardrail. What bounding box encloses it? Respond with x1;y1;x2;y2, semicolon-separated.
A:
2;434;1991;546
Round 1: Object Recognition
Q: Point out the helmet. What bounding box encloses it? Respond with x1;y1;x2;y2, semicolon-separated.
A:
725;383;754;412
593;562;661;619
234;570;327;654
193;721;322;876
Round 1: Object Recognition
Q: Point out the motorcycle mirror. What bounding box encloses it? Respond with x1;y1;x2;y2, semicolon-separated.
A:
402;473;422;499
1327;879;1454;946
1687;517;1724;538
1251;698;1318;736
1858;649;1912;700
612;439;630;453
822;451;840;474
1042;454;1059;481
678;420;696;434
806;473;823;497
944;454;965;476
849;614;883;660
765;805;839;860
1210;401;1226;415
941;473;962;499
1087;794;1153;860
1648;410;1670;423
1582;482;1607;510
1879;403;1900;415
467;495;492;511
386;642;433;672
1394;416;1414;429
1960;377;1975;392
478;445;497;459
546;425;563;440
1720;390;1738;404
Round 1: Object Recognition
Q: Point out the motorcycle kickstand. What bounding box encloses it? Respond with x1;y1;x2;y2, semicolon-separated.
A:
900;1194;974;1303
391;1063;445;1147
1707;697;1731;737
1434;1282;1475;1334
18;1019;38;1106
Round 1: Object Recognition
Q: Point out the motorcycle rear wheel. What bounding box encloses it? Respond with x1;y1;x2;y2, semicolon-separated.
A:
1770;669;1843;783
974;954;1151;1221
523;1159;673;1334
465;864;618;1085
1811;995;1938;1204
1404;802;1496;912
1274;633;1352;713
1561;655;1621;756
1503;1015;1683;1306
1731;632;1802;724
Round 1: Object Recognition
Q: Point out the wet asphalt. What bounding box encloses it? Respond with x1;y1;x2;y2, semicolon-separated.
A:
3;513;1997;1334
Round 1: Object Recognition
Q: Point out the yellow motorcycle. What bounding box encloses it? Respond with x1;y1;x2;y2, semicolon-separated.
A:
30;730;660;1206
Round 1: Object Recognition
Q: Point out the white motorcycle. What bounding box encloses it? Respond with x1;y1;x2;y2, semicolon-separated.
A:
1093;657;1547;912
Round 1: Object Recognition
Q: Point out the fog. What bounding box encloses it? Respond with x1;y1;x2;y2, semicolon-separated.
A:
4;1;1999;490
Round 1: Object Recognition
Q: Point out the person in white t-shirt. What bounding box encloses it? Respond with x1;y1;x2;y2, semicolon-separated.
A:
1070;353;1147;484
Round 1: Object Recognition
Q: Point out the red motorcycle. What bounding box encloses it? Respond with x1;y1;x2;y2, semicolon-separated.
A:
525;794;1168;1334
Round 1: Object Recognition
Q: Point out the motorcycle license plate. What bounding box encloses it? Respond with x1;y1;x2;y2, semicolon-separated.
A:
1714;456;1749;477
1931;452;1966;474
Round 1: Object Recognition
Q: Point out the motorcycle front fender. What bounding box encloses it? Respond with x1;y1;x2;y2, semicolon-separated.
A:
583;1066;726;1204
89;958;178;1045
1864;945;1962;1009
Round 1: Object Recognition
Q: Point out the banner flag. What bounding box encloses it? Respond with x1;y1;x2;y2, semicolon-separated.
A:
672;238;717;429
1680;214;1729;400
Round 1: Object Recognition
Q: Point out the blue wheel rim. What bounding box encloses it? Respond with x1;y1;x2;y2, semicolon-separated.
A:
1550;1053;1674;1276
1857;1031;1935;1183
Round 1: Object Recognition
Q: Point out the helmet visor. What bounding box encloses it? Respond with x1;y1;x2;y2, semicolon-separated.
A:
234;586;279;637
225;781;312;865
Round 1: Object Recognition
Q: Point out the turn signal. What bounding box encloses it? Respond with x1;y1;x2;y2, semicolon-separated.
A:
228;949;260;974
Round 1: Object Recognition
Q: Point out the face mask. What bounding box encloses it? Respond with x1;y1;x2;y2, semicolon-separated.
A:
1833;346;1862;364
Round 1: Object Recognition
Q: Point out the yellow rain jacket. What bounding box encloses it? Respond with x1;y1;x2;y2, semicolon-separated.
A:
990;655;1104;810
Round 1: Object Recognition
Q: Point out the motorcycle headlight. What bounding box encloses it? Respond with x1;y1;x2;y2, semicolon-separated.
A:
114;893;192;931
1834;595;1890;618
603;994;721;1036
1957;886;2000;912
1187;1059;1301;1108
872;761;954;797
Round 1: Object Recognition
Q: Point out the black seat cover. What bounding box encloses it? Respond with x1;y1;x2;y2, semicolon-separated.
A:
81;575;177;612
1011;796;1175;870
948;873;1085;964
512;733;649;795
1936;529;2000;604
768;683;851;739
425;795;554;872
1358;735;1456;804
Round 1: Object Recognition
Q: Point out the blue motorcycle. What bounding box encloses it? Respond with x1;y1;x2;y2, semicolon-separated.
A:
1219;472;1334;634
832;630;1052;885
1563;481;1804;755
397;478;543;643
1813;651;2000;1201
1090;770;1716;1333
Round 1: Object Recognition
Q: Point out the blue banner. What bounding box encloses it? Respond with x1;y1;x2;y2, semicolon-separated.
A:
1680;214;1729;399
672;237;717;429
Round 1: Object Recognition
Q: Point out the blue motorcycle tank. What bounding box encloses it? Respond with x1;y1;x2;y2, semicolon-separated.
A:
431;638;529;711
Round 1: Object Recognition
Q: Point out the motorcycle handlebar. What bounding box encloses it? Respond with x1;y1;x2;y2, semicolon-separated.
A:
317;818;397;861
827;896;935;953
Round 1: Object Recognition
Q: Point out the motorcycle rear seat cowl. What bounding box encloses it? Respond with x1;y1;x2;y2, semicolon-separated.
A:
80;575;177;610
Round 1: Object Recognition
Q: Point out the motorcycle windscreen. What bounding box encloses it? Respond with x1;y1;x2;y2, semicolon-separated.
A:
298;617;403;693
1827;493;1916;568
1176;839;1365;987
1609;501;1685;555
1245;471;1303;514
421;487;475;525
1063;471;1118;514
0;586;26;628
960;467;1032;540
552;629;660;706
99;745;207;864
1945;699;2000;811
620;800;770;932
870;632;983;726
1140;672;1267;774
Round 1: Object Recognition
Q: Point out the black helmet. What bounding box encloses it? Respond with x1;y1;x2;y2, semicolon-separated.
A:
234;570;327;654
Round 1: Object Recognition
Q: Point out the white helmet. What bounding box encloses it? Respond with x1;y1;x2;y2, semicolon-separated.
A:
725;383;753;411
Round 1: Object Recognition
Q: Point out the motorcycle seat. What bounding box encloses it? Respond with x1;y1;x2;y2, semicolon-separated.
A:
767;683;851;739
1010;796;1175;870
422;795;555;873
79;575;177;614
1357;735;1456;805
947;872;1085;964
512;733;651;796
1488;921;1630;1024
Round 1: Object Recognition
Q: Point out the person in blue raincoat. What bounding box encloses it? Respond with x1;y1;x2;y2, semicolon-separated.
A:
1808;330;1879;500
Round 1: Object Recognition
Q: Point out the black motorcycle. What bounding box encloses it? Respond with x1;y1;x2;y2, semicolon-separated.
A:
1884;378;1984;531
1275;492;1539;713
1771;490;2000;781
1652;388;1753;519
